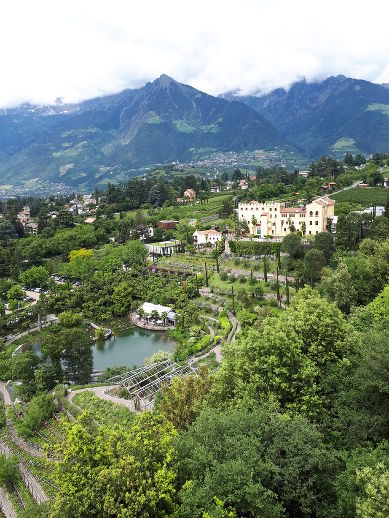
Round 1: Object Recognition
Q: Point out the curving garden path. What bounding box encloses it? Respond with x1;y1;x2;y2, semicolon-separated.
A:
66;385;136;411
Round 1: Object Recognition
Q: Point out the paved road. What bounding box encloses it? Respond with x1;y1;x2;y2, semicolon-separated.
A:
328;180;361;197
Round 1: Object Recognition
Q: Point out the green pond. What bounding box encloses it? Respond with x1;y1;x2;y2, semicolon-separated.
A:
33;328;175;371
93;328;175;370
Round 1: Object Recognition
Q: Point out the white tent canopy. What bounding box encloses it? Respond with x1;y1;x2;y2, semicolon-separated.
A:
139;303;176;323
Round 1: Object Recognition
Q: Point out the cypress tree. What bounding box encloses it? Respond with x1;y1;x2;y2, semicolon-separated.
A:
263;256;268;282
286;271;290;305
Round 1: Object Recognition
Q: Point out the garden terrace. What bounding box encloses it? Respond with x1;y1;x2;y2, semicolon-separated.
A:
107;360;197;411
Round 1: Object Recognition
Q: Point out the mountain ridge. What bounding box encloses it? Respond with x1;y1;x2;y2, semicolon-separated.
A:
0;75;289;190
222;75;389;157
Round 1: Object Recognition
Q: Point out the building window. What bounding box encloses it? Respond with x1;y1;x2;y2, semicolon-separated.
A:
309;231;312;235
309;211;313;216
284;228;286;232
315;211;319;216
310;221;312;225
315;221;318;225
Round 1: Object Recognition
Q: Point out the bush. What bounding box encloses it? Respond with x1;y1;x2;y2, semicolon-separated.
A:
229;274;236;283
219;271;228;281
234;258;241;265
219;315;231;337
239;275;247;283
16;393;56;438
58;311;83;328
0;454;19;489
144;350;170;365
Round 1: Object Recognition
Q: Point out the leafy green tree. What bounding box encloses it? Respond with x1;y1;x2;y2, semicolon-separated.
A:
334;444;389;517
58;310;83;327
6;284;24;301
56;209;74;228
304;249;325;286
16;393;56;438
19;265;49;288
11;351;39;399
178;406;338;518
0;454;19;489
211;288;355;420
282;233;302;259
112;281;133;316
313;232;335;263
370;216;389;241
62;328;93;384
356;462;389;517
52;411;178;517
0;219;17;245
158;366;212;430
323;262;357;313
122;240;148;267
40;328;65;380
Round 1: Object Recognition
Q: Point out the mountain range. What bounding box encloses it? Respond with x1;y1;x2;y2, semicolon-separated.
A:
0;75;286;191
1;73;389;190
223;75;389;158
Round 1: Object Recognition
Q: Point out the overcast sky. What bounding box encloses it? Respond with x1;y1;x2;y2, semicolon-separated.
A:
1;0;389;107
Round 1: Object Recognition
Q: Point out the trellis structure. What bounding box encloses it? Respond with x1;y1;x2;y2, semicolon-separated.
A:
107;361;197;410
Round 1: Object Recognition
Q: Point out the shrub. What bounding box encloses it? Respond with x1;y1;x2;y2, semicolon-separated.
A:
16;393;56;438
144;350;170;365
0;454;19;489
58;311;83;328
234;258;241;265
239;275;247;283
219;271;228;281
219;315;231;337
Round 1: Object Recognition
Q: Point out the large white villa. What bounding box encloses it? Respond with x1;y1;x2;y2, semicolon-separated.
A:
238;196;335;237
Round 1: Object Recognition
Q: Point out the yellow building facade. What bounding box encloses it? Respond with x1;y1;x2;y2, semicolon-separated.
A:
238;196;335;237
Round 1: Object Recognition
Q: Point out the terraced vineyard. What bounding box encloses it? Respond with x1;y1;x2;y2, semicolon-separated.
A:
333;186;388;207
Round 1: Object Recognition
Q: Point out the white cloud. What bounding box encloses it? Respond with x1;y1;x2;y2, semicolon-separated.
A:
0;0;388;106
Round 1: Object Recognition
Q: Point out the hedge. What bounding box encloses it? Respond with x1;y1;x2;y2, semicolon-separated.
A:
229;241;281;256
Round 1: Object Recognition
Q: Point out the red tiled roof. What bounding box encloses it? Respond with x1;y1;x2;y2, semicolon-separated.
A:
280;208;306;214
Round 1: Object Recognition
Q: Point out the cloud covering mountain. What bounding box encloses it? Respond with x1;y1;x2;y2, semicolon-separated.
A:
1;0;389;107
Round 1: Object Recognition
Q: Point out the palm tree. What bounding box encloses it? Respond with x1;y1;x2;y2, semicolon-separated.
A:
151;310;159;322
251;216;258;235
301;221;306;236
137;307;145;321
161;311;168;326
